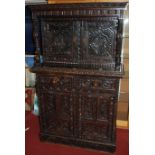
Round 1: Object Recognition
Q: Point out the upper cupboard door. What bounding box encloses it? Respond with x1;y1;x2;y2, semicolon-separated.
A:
41;18;78;64
80;17;118;70
40;16;118;70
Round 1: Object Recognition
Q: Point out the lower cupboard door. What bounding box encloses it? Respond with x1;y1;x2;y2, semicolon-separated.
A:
39;92;74;138
78;93;115;142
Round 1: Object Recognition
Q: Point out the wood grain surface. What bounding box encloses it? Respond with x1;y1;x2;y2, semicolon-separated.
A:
48;0;129;4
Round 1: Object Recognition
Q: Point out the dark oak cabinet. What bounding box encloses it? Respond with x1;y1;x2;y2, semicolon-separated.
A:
29;2;127;152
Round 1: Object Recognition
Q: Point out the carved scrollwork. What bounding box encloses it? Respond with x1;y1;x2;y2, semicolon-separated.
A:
80;78;117;91
81;123;108;141
41;20;73;62
59;95;71;118
102;79;117;90
37;75;74;93
97;98;109;120
87;21;116;60
81;96;97;120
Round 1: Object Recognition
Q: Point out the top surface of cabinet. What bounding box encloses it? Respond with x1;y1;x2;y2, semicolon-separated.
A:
47;0;128;4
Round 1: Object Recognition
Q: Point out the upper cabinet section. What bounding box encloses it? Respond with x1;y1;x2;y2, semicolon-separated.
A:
29;2;128;71
41;17;118;70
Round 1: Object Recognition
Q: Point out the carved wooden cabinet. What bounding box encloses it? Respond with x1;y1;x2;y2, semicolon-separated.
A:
29;2;127;152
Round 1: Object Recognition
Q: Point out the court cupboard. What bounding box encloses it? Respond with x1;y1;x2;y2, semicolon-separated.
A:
29;2;128;152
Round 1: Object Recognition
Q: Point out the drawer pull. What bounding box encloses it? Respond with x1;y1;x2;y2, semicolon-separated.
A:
52;77;60;84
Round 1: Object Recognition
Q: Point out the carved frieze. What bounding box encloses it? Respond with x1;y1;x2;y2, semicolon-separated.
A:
36;75;118;95
81;123;108;142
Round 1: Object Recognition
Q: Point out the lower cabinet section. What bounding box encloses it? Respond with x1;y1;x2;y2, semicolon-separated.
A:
36;74;119;152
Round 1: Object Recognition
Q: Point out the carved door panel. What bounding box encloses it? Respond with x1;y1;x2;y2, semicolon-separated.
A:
78;93;115;142
40;18;81;65
39;92;74;138
80;18;118;70
40;16;118;70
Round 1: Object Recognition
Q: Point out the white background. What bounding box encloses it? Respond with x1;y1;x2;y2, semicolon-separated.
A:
0;0;155;154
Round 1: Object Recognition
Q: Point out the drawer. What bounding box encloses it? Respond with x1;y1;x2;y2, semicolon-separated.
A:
36;75;73;93
78;77;119;93
36;75;119;94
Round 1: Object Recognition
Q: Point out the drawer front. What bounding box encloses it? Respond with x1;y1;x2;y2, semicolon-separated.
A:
78;77;119;93
36;75;119;94
36;75;73;93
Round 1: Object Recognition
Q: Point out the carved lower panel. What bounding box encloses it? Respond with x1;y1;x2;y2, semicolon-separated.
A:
81;122;109;142
37;90;74;137
60;95;70;117
42;119;73;137
79;93;115;142
97;98;109;120
81;96;96;120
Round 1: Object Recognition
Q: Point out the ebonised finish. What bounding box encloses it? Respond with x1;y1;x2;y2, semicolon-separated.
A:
29;2;127;152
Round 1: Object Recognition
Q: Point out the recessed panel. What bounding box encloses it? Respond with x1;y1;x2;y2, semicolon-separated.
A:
41;19;74;62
